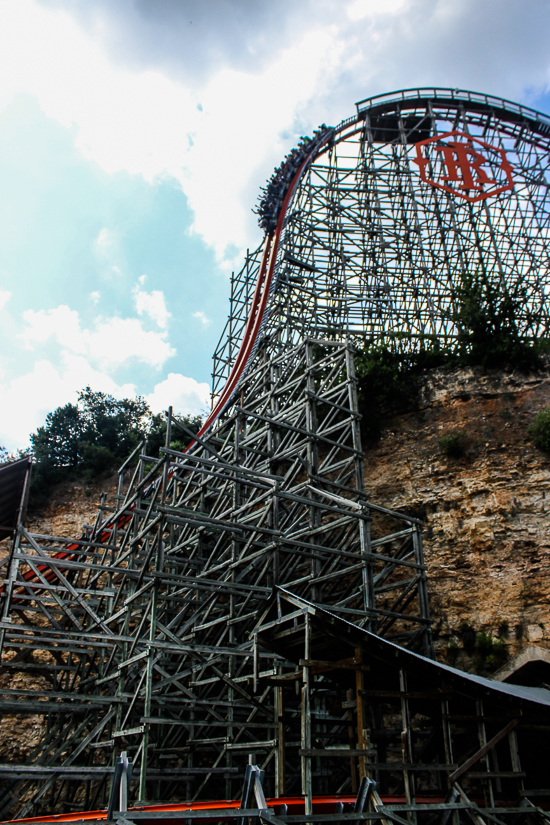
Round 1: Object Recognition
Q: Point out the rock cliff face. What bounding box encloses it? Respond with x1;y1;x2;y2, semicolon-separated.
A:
364;364;550;672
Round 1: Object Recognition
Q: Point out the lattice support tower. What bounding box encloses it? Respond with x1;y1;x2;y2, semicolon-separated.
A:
0;336;431;817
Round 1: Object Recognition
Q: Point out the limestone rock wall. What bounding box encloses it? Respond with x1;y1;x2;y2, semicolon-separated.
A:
365;365;550;672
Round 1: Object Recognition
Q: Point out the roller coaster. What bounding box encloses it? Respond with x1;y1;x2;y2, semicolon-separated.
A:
2;88;550;824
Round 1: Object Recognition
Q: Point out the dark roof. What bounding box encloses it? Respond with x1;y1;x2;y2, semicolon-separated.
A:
256;587;550;713
0;457;31;541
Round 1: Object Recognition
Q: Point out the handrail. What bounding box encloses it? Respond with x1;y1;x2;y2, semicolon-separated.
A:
355;86;550;128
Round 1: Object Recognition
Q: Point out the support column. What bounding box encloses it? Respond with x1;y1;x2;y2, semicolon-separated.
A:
355;645;367;780
301;613;312;816
399;668;415;814
276;682;285;797
139;526;162;802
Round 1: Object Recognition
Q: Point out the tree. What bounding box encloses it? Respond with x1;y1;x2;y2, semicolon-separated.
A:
31;403;85;468
30;390;151;473
78;388;151;460
28;388;203;506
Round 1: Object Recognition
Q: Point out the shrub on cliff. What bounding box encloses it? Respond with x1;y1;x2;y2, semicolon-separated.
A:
451;269;543;372
355;334;453;439
355;269;547;441
473;631;507;673
528;407;550;453
438;432;466;458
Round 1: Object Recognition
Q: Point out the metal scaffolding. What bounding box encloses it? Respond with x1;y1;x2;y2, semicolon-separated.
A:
0;338;432;818
2;88;550;821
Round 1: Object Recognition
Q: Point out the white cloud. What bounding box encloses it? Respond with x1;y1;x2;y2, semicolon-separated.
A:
133;284;171;329
347;0;406;18
90;316;175;368
1;0;550;267
192;310;211;327
146;372;211;418
93;227;124;277
0;356;210;450
181;29;346;263
89;291;100;304
94;227;117;256
20;304;175;369
21;305;82;351
0;353;136;451
0;291;11;311
0;2;199;183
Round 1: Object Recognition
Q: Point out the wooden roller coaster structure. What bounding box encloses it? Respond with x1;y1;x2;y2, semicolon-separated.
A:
2;88;550;824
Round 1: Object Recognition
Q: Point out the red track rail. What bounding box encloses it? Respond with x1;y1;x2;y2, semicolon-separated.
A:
4;795;457;825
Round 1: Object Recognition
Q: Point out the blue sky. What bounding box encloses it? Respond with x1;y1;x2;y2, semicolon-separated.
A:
1;0;550;450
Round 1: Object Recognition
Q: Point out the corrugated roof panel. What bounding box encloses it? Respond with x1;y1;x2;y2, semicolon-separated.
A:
0;457;31;541
265;587;550;711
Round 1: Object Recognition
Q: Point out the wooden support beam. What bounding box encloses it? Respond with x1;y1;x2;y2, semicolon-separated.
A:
300;657;370;672
361;688;450;699
449;719;519;783
355;646;367;780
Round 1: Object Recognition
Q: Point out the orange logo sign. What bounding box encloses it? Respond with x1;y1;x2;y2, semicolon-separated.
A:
413;130;514;202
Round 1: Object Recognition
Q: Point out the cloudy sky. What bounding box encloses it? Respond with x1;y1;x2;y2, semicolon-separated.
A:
1;0;550;450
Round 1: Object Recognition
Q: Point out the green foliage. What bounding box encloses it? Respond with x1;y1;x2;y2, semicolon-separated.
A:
78;387;151;458
451;268;543;371
438;432;466;459
28;387;203;508
528;407;550;453
475;631;496;654
31;390;150;477
31;403;86;469
79;443;120;480
473;632;507;673
447;638;459;667
355;334;453;439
